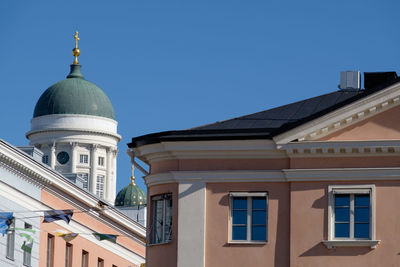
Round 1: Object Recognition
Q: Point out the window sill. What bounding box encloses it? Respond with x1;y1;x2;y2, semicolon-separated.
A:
147;241;172;247
227;241;267;245
323;240;380;249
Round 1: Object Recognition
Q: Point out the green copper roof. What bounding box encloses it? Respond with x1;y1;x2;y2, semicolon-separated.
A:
33;64;115;119
115;182;147;207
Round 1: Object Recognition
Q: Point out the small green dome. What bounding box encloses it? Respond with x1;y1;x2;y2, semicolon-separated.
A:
33;64;115;120
115;181;147;207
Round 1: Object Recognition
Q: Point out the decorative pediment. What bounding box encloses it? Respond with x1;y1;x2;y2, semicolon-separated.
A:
274;82;400;144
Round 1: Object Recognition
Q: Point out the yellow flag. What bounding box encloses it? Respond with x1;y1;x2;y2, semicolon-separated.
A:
56;230;79;242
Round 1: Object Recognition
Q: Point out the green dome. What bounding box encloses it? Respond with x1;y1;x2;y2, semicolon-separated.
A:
115;180;147;207
33;64;115;120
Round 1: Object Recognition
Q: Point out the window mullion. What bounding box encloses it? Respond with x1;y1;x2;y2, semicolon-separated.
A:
247;197;252;241
162;198;166;243
350;194;354;239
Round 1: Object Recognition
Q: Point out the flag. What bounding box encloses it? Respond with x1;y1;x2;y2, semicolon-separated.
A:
21;241;33;253
0;212;13;236
43;210;73;224
93;233;118;243
56;230;79;242
19;232;34;253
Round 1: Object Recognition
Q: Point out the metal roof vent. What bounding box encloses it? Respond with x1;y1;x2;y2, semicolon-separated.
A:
339;71;361;90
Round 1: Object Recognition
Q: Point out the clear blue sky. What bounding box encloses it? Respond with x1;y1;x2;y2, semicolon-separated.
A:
1;0;399;194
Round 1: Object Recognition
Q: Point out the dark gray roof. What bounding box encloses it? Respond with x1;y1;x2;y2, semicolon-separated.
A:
191;90;362;131
129;78;400;148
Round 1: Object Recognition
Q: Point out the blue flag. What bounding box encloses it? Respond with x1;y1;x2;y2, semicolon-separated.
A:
43;210;73;224
93;233;118;243
0;212;13;236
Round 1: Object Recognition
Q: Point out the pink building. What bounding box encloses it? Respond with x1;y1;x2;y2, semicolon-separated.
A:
128;71;400;266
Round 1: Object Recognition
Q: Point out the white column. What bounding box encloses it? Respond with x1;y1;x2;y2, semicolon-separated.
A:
106;147;112;203
70;142;77;173
50;143;56;169
90;145;98;195
111;148;118;202
177;181;206;267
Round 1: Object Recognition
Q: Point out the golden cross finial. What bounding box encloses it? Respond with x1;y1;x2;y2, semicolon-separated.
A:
72;31;81;64
74;31;80;49
130;165;136;185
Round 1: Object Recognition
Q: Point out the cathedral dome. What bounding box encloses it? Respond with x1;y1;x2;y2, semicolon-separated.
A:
33;64;115;120
115;177;147;207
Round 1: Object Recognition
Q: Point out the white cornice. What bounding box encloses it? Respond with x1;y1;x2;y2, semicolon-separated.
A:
132;140;287;164
26;128;121;141
144;167;400;186
0;139;145;238
27;113;121;141
278;140;400;157
144;170;285;186
274;82;400;144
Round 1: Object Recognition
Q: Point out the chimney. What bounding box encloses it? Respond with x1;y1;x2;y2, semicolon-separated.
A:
364;72;398;90
339;71;361;90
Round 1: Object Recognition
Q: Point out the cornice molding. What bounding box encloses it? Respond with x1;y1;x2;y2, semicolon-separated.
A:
0;146;51;187
26;128;121;141
274;82;400;144
132;140;287;164
145;170;285;186
0;160;46;189
283;167;400;181
277;140;400;158
144;167;400;186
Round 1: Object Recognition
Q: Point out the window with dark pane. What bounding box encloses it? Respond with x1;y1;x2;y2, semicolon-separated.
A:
231;194;267;242
333;193;370;239
354;194;370;238
334;194;350;238
251;197;267;241
152;193;172;244
232;197;247;240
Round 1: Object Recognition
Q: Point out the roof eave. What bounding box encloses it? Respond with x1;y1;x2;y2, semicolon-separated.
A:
128;129;275;148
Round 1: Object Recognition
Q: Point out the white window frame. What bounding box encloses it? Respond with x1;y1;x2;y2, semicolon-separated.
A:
98;156;104;166
151;193;172;245
229;192;268;244
78;173;89;190
96;175;105;198
80;154;88;164
324;184;380;249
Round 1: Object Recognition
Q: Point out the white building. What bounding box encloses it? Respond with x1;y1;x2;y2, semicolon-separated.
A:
0;145;42;267
26;63;120;204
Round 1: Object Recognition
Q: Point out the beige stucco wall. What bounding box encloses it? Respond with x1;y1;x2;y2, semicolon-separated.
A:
205;182;290;267
321;105;400;141
290;181;400;267
146;183;179;267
